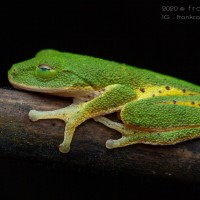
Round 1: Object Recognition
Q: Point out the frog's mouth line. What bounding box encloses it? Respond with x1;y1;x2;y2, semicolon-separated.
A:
8;75;97;99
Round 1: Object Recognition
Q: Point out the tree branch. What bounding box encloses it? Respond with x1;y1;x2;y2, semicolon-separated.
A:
0;88;200;181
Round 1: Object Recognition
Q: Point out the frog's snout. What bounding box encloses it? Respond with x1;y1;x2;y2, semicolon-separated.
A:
9;67;17;77
8;67;17;82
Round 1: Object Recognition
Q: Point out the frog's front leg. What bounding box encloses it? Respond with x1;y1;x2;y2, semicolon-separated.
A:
58;84;136;153
30;84;136;153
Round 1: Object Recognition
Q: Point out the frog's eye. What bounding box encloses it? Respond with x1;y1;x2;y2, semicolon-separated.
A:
39;64;53;71
36;64;57;79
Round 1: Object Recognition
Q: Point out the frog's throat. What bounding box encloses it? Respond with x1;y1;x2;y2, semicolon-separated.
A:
8;77;97;99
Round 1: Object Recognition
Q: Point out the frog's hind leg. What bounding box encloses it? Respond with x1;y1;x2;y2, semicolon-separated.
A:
94;116;135;136
106;95;200;149
105;127;200;149
94;117;200;149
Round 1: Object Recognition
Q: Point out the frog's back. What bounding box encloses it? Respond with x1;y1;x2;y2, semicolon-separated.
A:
62;52;200;93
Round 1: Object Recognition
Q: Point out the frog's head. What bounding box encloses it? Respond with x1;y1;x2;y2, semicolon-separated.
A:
8;49;95;98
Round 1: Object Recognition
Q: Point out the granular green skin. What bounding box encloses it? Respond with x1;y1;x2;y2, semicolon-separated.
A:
121;127;200;145
121;96;200;128
8;49;200;152
84;84;136;114
9;49;200;92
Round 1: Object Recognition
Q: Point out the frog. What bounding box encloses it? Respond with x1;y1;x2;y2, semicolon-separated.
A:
8;49;200;153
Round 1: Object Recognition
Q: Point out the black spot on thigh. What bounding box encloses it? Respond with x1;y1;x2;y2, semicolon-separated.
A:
165;86;170;90
159;90;162;93
191;101;195;105
182;89;186;93
140;88;145;93
173;100;177;104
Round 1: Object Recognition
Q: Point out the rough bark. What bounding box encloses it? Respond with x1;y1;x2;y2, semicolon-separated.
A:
1;88;200;181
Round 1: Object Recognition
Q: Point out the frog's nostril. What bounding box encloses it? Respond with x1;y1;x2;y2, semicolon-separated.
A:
11;68;17;75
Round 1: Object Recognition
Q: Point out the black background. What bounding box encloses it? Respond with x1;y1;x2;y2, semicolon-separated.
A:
1;2;200;200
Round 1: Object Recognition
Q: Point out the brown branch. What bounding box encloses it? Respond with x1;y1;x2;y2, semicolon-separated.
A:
0;88;200;181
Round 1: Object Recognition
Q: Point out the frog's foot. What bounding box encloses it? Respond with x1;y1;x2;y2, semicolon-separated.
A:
28;105;80;153
94;116;134;136
105;127;200;149
29;107;77;153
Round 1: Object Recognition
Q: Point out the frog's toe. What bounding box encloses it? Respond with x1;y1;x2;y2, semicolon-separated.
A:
106;139;120;149
28;110;39;121
59;143;70;153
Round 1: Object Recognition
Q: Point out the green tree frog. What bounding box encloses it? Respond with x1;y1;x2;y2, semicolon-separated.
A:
8;49;200;153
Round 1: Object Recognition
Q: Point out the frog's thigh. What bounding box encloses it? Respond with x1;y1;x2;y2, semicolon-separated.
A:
120;96;200;129
106;127;200;149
